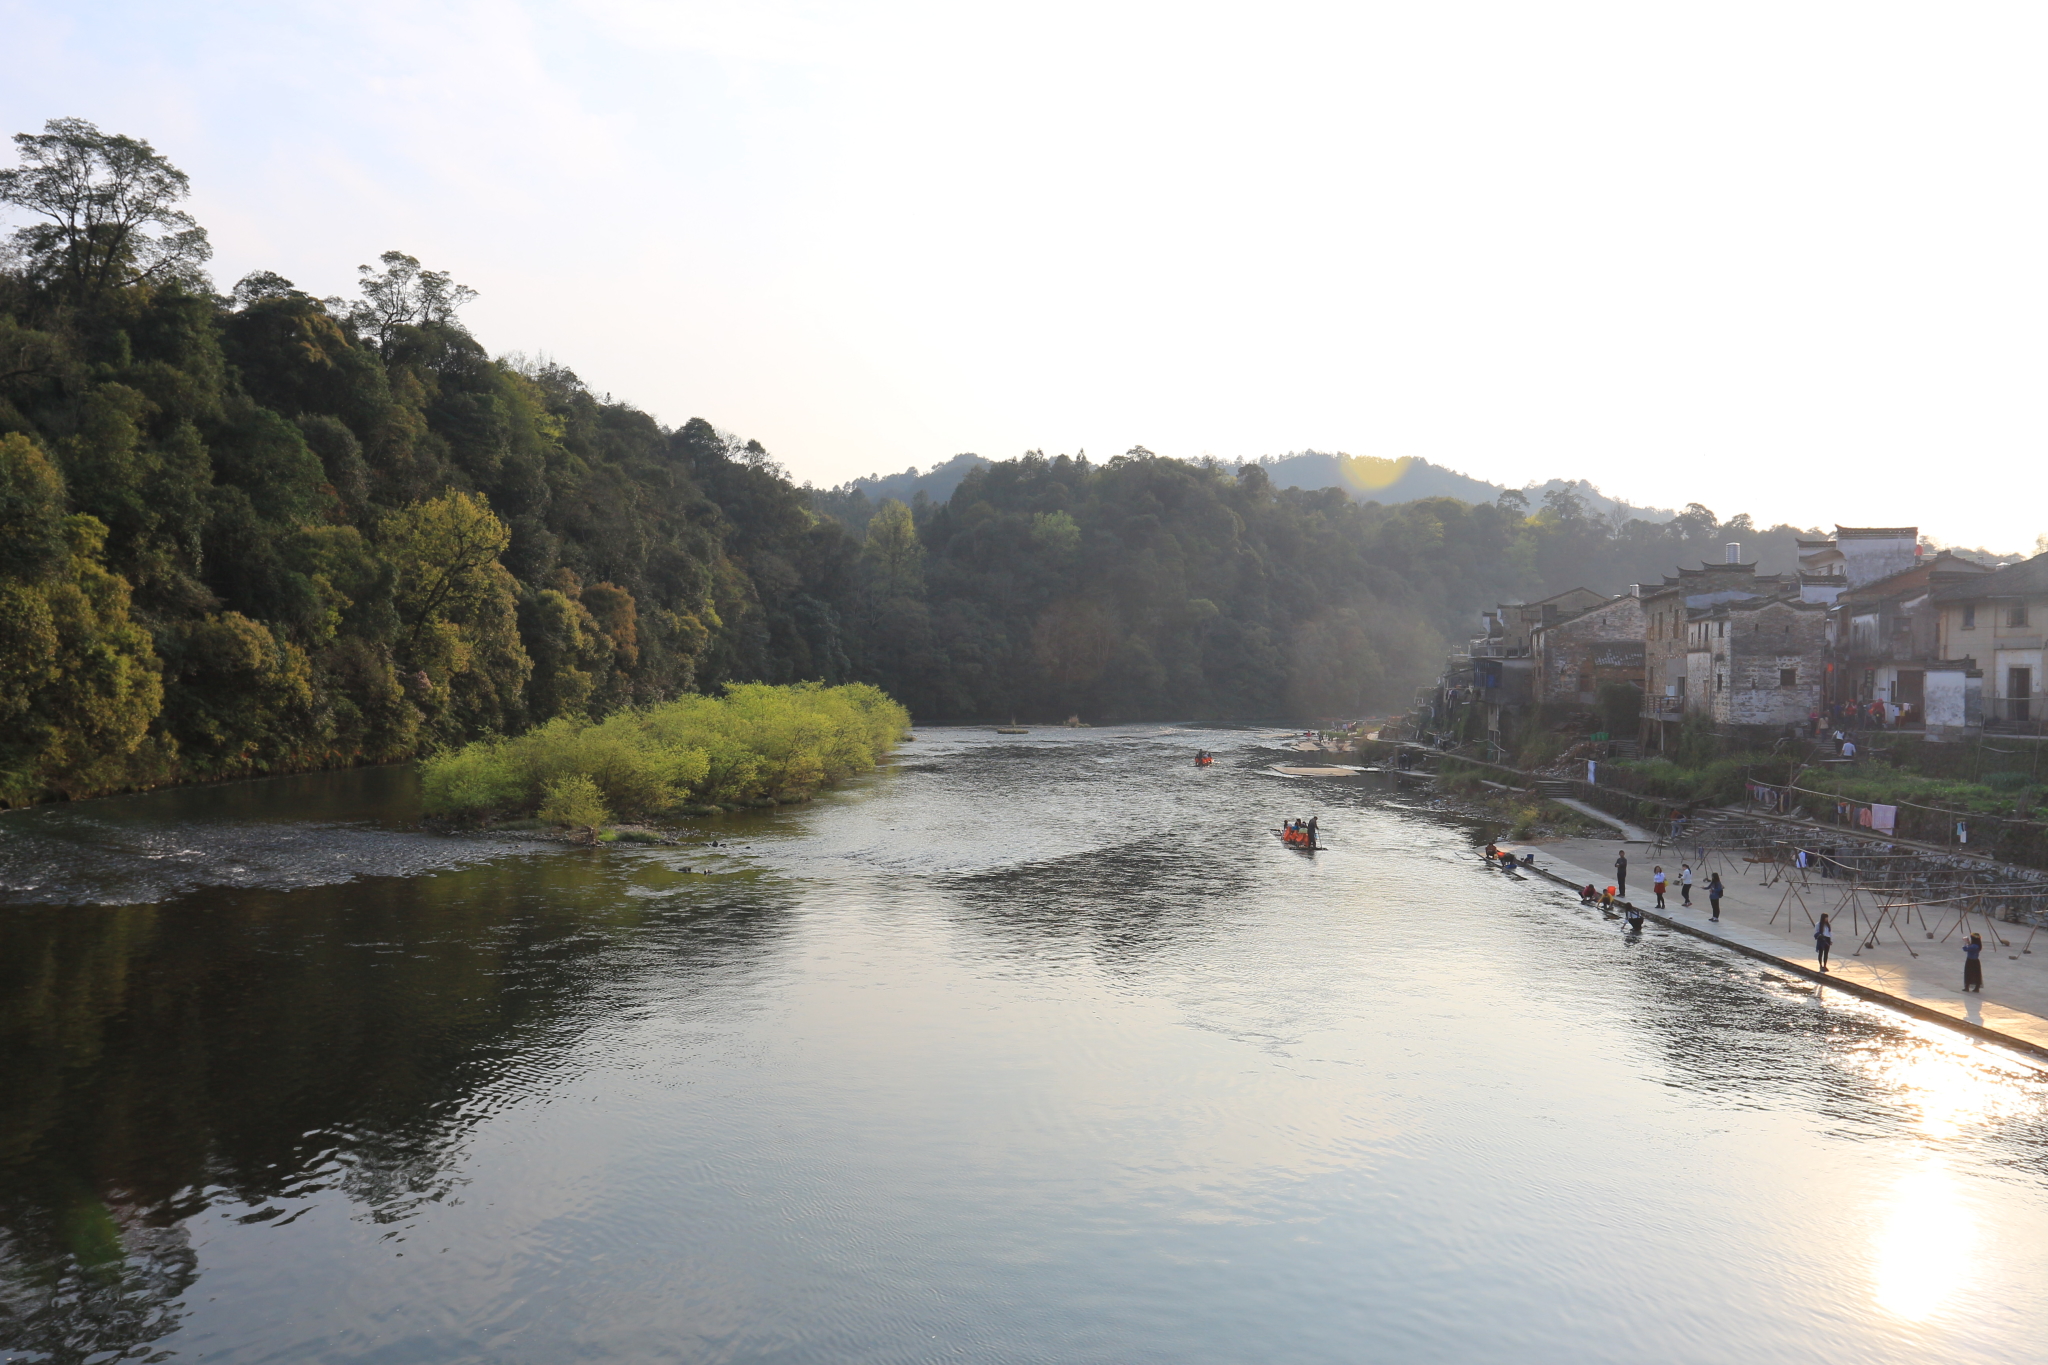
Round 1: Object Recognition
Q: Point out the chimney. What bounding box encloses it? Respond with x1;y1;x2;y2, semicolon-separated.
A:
1725;542;1742;564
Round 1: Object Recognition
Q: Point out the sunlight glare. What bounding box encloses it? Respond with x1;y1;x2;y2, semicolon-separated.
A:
1871;1162;1971;1322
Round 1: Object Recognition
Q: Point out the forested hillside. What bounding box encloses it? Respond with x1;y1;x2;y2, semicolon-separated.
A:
0;119;1820;804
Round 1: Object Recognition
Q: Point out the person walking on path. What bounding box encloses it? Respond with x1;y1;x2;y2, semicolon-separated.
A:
1964;933;1985;993
1814;913;1833;972
1653;866;1667;909
1615;849;1629;899
1679;863;1693;906
1707;872;1724;922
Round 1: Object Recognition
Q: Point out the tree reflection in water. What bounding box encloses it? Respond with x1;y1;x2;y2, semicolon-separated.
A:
0;848;746;1362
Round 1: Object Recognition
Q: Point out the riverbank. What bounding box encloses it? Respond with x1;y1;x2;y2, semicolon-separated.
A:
1501;835;2048;1062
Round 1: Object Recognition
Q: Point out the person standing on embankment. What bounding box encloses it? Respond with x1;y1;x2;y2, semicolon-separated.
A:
1814;914;1833;972
1964;934;1985;993
1707;873;1724;923
1615;849;1628;899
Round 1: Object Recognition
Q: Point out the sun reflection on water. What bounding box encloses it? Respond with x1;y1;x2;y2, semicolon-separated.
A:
1872;1161;1970;1321
1853;1019;2043;1139
1847;1023;2048;1323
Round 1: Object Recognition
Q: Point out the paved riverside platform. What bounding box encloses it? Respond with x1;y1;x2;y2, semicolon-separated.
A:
1508;835;2048;1061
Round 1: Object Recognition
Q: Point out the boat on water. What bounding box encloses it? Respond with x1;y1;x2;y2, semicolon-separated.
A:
996;716;1029;734
1277;823;1321;852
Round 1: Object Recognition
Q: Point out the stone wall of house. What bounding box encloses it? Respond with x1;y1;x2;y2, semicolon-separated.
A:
1533;594;1646;704
1710;601;1828;726
1641;590;1691;715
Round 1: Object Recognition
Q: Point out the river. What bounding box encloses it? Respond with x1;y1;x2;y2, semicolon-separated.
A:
3;725;2047;1363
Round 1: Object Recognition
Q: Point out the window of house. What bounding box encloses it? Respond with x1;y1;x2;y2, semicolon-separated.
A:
1780;668;1797;687
1716;673;1725;692
1963;604;1976;628
2011;604;2031;628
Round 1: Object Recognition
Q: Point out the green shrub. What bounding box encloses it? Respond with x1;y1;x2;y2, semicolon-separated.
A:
1611;753;1761;804
1515;730;1564;769
539;773;610;839
420;681;910;819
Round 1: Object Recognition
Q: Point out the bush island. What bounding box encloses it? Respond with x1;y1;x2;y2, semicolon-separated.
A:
420;682;909;823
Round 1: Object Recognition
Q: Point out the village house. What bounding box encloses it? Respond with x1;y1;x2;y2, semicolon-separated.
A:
1829;548;1991;731
1410;528;1961;752
1473;587;1608;658
1531;592;1646;707
1683;594;1828;728
1930;551;2048;734
1637;546;1802;748
1833;526;1923;589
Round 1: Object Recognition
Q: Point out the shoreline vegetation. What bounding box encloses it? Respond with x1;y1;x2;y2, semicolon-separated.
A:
417;687;905;839
419;682;909;840
2;117;1882;812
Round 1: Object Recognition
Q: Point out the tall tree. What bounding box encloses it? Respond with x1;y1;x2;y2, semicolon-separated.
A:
339;251;478;351
0;117;211;299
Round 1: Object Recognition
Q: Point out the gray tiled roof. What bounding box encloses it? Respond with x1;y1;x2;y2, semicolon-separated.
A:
1929;551;2048;602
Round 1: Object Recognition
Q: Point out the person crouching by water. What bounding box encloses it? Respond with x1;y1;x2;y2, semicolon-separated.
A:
1484;841;1500;861
1964;933;1985;993
1623;904;1645;932
1814;913;1833;972
1580;883;1598;904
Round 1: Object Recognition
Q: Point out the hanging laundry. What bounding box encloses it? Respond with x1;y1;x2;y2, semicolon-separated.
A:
1870;804;1897;833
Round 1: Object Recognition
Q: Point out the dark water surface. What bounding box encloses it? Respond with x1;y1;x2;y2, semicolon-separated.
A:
4;727;2047;1363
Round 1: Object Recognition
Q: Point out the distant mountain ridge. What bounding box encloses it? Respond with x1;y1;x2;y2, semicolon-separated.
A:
817;450;1674;524
1253;452;1676;523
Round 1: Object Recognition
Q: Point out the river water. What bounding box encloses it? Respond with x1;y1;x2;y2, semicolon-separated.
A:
3;726;2048;1363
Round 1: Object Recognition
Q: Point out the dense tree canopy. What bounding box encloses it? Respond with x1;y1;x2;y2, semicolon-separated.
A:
0;117;1819;802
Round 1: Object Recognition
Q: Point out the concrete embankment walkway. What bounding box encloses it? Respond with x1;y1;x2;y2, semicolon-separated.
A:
1506;835;2048;1062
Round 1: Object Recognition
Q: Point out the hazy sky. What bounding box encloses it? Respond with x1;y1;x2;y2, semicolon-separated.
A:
5;1;2042;550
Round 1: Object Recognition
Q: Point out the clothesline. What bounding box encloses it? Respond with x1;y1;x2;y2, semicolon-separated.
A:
1784;781;2047;833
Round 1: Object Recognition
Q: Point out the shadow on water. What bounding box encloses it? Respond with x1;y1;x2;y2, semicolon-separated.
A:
0;826;798;1363
945;838;1259;965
